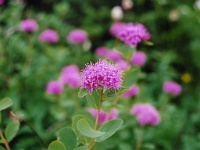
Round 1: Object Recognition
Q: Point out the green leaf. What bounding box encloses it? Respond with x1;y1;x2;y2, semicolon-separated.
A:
77;118;104;138
117;88;130;96
0;97;13;111
74;146;87;150
78;89;88;98
96;119;123;142
5;120;20;142
0;146;6;150
0;111;1;125
57;127;76;150
72;115;89;144
48;140;66;150
86;94;97;108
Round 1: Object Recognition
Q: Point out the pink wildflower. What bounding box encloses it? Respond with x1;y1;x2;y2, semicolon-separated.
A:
0;0;4;5
109;21;126;37
122;84;139;98
118;23;151;47
20;19;38;32
95;47;109;57
116;59;129;71
107;50;123;62
39;29;59;43
60;65;81;88
163;81;182;96
88;108;118;124
81;60;123;92
131;51;147;66
46;81;63;95
131;103;160;126
67;29;88;44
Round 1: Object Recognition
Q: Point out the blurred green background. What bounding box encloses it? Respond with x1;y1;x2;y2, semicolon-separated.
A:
1;0;200;149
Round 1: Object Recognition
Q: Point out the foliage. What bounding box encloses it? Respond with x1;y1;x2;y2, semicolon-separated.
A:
1;0;200;150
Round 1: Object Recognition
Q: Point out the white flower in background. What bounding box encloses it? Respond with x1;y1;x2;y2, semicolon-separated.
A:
122;0;134;10
111;6;124;21
169;9;179;22
195;0;200;9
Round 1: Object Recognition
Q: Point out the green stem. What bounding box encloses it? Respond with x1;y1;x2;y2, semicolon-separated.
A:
87;88;104;150
0;129;11;150
21;119;48;149
135;127;143;150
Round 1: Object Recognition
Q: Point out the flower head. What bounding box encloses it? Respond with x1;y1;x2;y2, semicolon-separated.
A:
109;21;126;37
163;81;182;96
131;51;147;66
107;50;123;62
88;108;118;124
39;29;59;43
95;47;109;57
0;0;5;5
122;84;139;98
67;29;88;44
118;23;151;47
60;65;81;88
46;81;63;95
81;60;123;92
20;19;38;32
131;103;160;126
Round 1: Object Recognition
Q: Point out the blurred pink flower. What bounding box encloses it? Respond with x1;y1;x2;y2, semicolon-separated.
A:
60;65;81;88
116;59;129;71
20;19;38;32
118;23;151;47
131;103;160;126
122;84;139;98
95;47;109;57
107;50;123;62
39;29;59;43
46;81;63;95
88;108;118;124
109;21;126;37
0;0;5;5
67;29;88;44
163;81;182;96
81;60;123;92
131;51;147;66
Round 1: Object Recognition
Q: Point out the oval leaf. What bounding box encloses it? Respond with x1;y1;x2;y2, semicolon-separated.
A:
0;97;13;111
57;127;76;150
48;141;66;150
72;115;89;145
96;119;123;142
86;94;97;108
78;89;88;98
5;120;20;142
0;111;1;125
74;146;87;150
77;118;104;138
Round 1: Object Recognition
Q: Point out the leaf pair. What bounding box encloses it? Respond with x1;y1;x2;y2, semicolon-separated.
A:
77;117;123;142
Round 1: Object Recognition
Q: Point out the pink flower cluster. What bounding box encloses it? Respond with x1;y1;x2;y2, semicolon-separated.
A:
46;81;63;95
0;0;4;5
67;29;88;44
117;23;151;47
131;103;160;126
88;108;118;124
60;65;81;88
95;47;129;71
163;81;182;96
46;65;81;95
20;19;38;32
109;22;126;37
131;51;147;66
122;84;139;98
81;60;123;92
39;29;59;44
